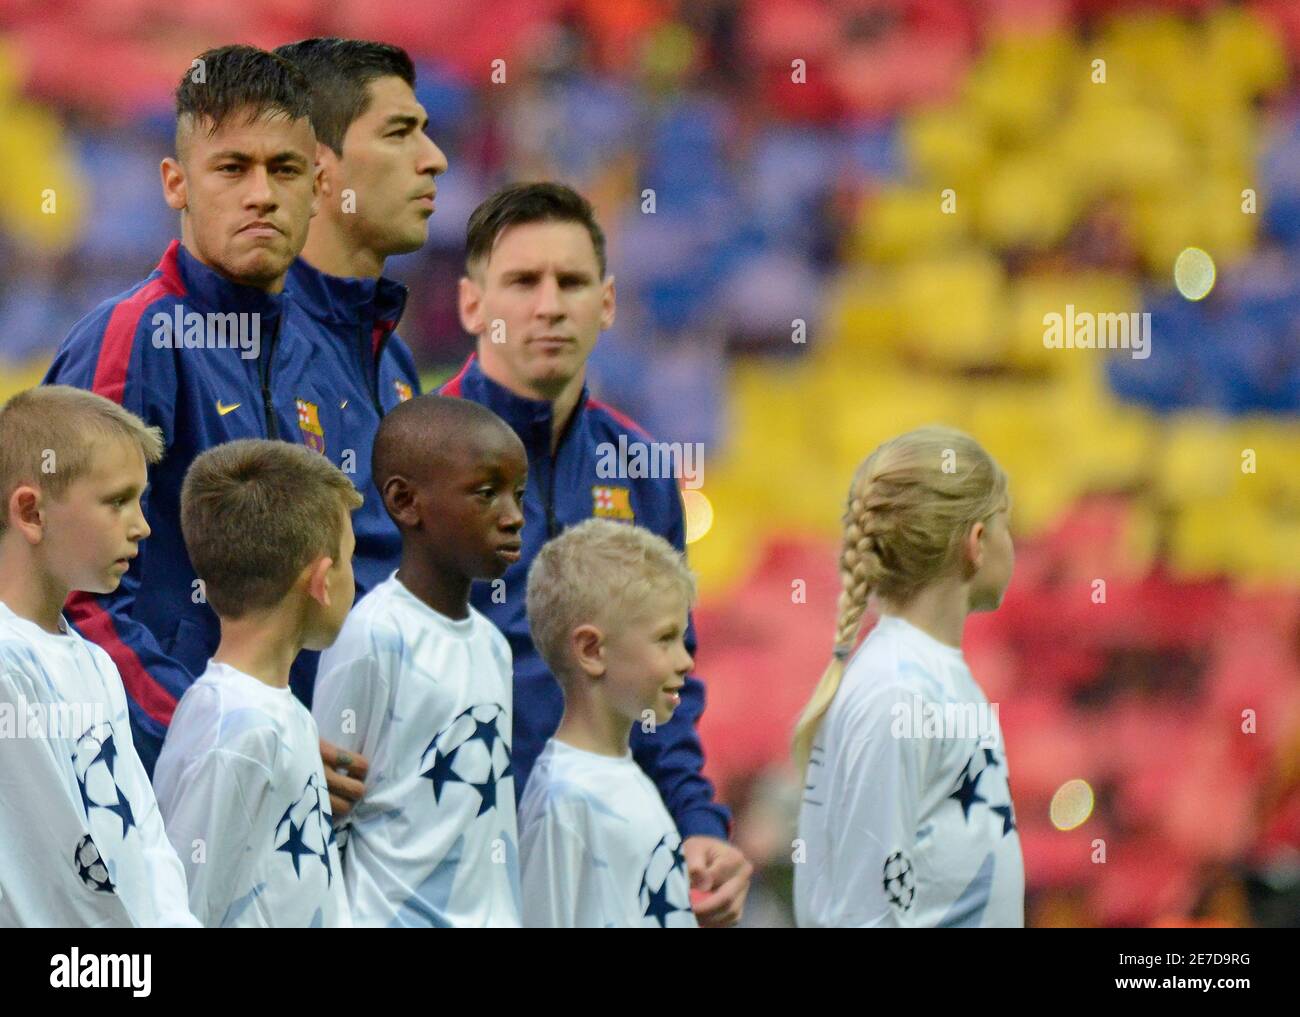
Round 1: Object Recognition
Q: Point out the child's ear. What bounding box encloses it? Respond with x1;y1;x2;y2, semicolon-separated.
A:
965;520;986;574
572;624;605;678
382;476;420;529
306;555;335;608
9;485;45;546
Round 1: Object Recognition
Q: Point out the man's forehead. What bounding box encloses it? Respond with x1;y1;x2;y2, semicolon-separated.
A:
180;108;314;155
360;75;425;121
487;222;600;273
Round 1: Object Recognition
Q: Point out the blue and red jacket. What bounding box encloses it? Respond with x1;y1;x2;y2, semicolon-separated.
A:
43;241;420;774
440;354;730;841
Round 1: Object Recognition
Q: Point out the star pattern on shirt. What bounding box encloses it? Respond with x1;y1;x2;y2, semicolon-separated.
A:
101;784;137;839
639;834;692;928
421;745;463;804
277;818;314;877
950;750;1018;838
418;704;513;817
642;879;680;928
274;774;336;882
990;804;1017;837
949;757;987;820
73;727;137;839
669;841;689;880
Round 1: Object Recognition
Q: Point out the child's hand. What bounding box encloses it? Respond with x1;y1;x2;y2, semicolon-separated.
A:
320;738;369;817
683;835;753;928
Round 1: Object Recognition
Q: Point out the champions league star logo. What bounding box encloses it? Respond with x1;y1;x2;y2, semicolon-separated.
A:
638;834;692;928
73;722;137;840
75;834;115;894
419;703;513;816
274;772;337;884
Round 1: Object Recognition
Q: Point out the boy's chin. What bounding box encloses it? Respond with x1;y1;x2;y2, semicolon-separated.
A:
480;556;513;580
82;574;122;596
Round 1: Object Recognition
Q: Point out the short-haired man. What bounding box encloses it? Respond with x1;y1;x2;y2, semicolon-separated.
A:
271;38;447;713
44;45;321;779
442;182;753;926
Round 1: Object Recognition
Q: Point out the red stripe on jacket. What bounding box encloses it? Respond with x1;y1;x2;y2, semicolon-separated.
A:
586;397;650;439
74;241;186;727
439;353;475;398
90;241;185;403
66;595;179;727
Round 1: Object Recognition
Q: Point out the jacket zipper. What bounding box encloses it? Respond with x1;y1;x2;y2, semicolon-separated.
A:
360;324;388;417
544;398;583;538
260;316;282;439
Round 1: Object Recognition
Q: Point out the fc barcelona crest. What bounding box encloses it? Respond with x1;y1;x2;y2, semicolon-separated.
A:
296;398;326;455
395;380;414;403
592;485;635;522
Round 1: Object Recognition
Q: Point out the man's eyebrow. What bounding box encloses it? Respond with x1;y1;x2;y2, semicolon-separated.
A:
382;113;424;132
268;150;310;165
207;150;309;165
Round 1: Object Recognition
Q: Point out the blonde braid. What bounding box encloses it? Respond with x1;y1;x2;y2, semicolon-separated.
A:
793;489;877;770
792;425;1008;775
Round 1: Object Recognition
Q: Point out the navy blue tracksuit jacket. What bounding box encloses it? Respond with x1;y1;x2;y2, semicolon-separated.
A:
43;241;420;774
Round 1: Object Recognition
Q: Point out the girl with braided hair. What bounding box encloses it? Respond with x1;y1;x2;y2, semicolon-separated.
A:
792;426;1022;927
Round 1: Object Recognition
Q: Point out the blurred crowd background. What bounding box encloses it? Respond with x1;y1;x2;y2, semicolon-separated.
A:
2;0;1299;927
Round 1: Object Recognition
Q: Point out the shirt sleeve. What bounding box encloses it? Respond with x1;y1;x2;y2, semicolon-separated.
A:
311;648;389;762
824;684;927;928
157;739;272;928
629;480;730;840
0;670;139;927
519;799;591;929
95;647;200;929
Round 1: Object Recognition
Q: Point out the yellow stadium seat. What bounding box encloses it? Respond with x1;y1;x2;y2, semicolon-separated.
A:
1155;415;1245;505
895;250;1008;365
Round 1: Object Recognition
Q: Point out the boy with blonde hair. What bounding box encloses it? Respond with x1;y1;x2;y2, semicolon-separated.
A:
152;440;361;927
519;518;699;928
0;386;197;927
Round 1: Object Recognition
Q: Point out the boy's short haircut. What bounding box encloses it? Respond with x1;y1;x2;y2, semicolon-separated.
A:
0;385;164;537
181;440;362;619
526;519;696;683
175;45;313;154
273;38;416;156
465;182;607;278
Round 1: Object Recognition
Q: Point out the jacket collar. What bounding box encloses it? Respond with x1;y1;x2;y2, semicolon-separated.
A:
168;240;285;320
448;353;591;453
286;257;409;331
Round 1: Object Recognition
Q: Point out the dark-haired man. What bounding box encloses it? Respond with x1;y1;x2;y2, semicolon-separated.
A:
441;182;753;926
272;38;446;712
42;46;421;816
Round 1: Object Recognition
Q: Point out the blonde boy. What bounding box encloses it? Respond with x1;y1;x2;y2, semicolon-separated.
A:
519;519;699;928
0;385;197;927
152;440;360;927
